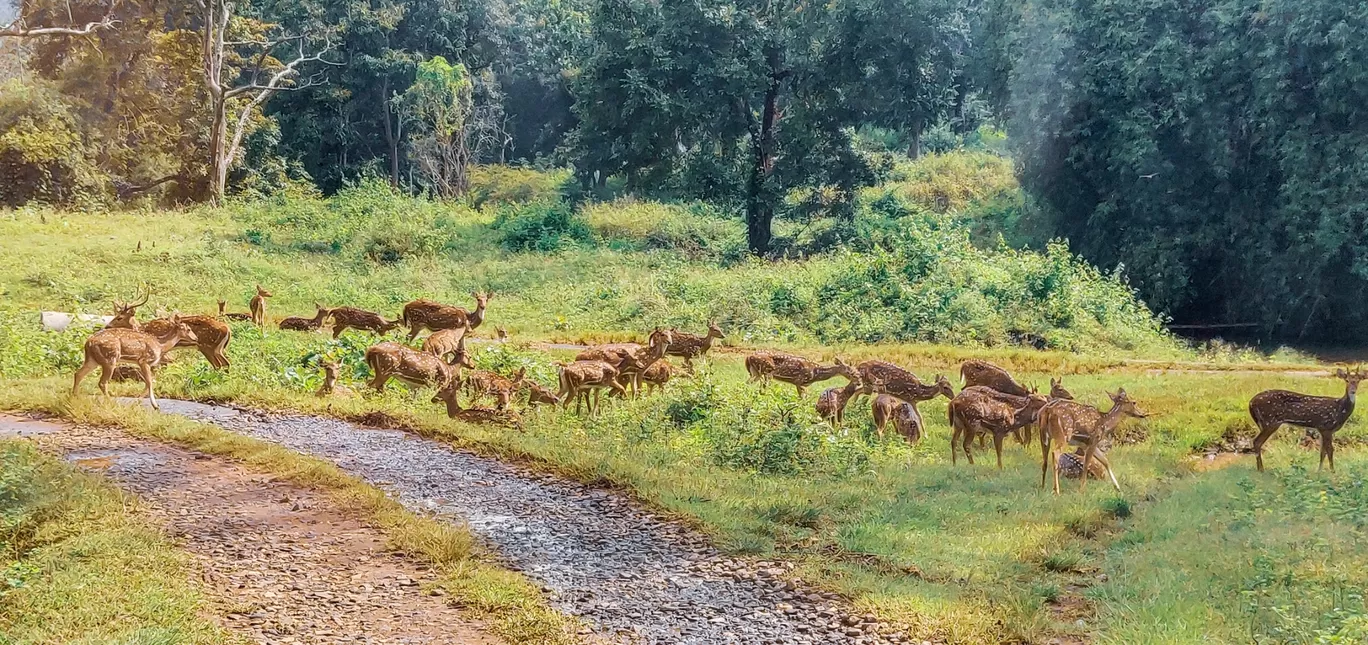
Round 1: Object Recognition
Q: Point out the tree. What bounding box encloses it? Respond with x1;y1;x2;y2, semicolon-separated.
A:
395;55;498;198
1;4;117;38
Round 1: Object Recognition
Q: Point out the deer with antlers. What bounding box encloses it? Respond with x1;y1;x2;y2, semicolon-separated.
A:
666;321;725;369
1039;389;1147;493
578;328;672;398
106;292;232;369
364;341;473;393
816;380;863;428
279;304;330;332
401;292;490;341
249;285;271;326
872;394;923;444
217;299;253;321
949;386;1049;468
328;306;402;339
73;315;198;409
1249;367;1365;472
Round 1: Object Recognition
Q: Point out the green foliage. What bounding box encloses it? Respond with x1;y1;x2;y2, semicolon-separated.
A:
582;200;746;260
468;166;572;207
492;200;592;252
0;80;105;207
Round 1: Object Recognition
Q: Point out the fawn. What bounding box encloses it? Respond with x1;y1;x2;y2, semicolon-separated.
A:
666;321;725;368
217;299;253;321
422;326;470;365
1049;377;1074;401
431;384;521;426
249;285;271;326
465;367;528;411
523;381;563;407
73;315;198;410
638;359;682;396
816;380;863;428
949;386;1049;469
557;358;630;416
328;306;402;339
1249;367;1366;472
364;342;471;392
316;362;358;398
1039;389;1146;493
279;304;330;332
578;328;672;398
872;394;923;444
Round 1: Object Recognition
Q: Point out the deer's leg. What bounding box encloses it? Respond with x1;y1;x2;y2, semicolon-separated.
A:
72;357;97;396
407;326;420;342
1320;431;1336;472
139;361;158;410
332;325;344;340
370;371;390;392
1093;450;1121;491
993;431;1005;470
963;424;976;465
97;362;113;396
1041;435;1051;488
1052;447;1063;495
951;420;961;465
1252;423;1279;472
1079;447;1093;493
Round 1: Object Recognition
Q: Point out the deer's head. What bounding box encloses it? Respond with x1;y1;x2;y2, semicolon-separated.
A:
1107;389;1146;419
107;287;150;329
932;374;955;399
254;285;272;298
380;319;403;334
833;357;860;383
496;326;508;340
510;367;527;387
168;314;199;343
648;327;674;352
472;291;490;310
1017;392;1050;424
1050;377;1074;400
526;382;562;406
707;320;725;340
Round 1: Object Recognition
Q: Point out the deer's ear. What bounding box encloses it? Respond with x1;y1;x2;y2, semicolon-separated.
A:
1337;368;1348;379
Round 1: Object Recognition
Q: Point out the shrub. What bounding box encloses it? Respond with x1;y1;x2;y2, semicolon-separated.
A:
492;200;592;252
468;165;571;207
583;200;745;259
0;80;106;207
876;150;1018;214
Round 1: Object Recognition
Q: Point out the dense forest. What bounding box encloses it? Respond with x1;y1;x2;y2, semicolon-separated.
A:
2;0;1367;344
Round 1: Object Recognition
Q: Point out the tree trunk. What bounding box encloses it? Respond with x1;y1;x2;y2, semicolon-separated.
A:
745;57;784;255
907;117;922;160
209;91;229;203
382;78;399;188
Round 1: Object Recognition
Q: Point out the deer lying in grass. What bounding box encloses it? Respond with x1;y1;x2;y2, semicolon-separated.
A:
73;316;197;410
328;307;402;339
769;356;860;398
557;358;630;416
249;285;271;326
872;394;923;444
1249;367;1365;472
316;362;358;399
431;383;520;426
106;297;232;370
422;326;470;365
401;292;490;341
523;381;562;407
949;386;1049;468
279;304;330;332
364;342;472;392
579;328;672;398
1039;389;1146;493
816;380;863;428
666;321;725;369
217;300;253;322
465;367;527;411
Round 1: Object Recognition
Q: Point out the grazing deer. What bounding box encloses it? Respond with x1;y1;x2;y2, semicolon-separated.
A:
1039;389;1146;493
579;328;672;398
523;381;562;407
770;356;860;398
329;307;402;339
421;326;470;365
816;380;863;428
666;321;725;368
72;316;198;410
431;384;520;426
858;361;955;407
872;394;923;444
557;359;629;416
1249;367;1366;472
1050;377;1074;400
638;359;681;396
949;386;1049;468
364;342;471;392
401;292;489;341
249;285;271;326
106;299;232;370
960;359;1031;397
316;362;358;399
745;351;807;387
465;367;527;411
279;304;330;332
217;299;253;322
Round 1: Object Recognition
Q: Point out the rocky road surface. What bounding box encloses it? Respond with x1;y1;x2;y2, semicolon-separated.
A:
146;399;912;645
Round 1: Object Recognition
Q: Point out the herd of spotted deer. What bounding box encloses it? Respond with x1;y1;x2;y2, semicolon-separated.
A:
67;286;1365;494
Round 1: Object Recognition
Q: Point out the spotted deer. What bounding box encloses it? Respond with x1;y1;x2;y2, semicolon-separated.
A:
421;326;470;365
316;362;358;399
279;304;330;332
496;327;508;343
872;394;923;444
217;299;253;322
401;292;489;341
557;359;630;416
249;285;271;326
328;307;402;339
859;361;955;408
816;380;863;428
665;321;725;368
431;384;520;426
107;288;150;329
578;328;672;398
1249;367;1366;472
73;316;198;410
638;359;681;396
465;367;527;411
523;381;563;407
1050;377;1074;400
106;299;232;370
1039;389;1146;494
744;351;807;387
960;359;1030;396
364;342;471;392
948;386;1049;469
770;356;860;398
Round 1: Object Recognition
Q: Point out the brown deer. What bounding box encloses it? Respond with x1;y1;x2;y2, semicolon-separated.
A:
1249;367;1366;472
949;386;1049;469
72;316;198;410
523;381;563;407
316;362;358;399
816;380;863;428
329;307;402;339
770;356;860;397
217;300;253;322
279;304;330;332
579;328;672;398
464;367;527;411
859;362;956;409
744;351;807;387
421;326;470;365
638;359;682;396
466;291;492;329
496;326;508;343
1039;389;1147;493
107;288;150;329
401;292;489;341
960;359;1031;397
666;321;725;368
557;359;629;415
249;285;271;326
872;394;923;444
431;384;520;426
1050;377;1075;400
106;300;232;370
364;342;471;392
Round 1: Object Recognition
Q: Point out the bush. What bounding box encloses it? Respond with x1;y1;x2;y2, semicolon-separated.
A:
877;150;1018;215
468;166;571;207
0;80;106;207
492;200;592;252
582;200;745;259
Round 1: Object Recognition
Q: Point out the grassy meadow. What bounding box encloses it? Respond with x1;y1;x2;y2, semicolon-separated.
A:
3;159;1366;644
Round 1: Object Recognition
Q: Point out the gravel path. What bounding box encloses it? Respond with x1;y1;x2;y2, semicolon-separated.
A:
146;399;909;645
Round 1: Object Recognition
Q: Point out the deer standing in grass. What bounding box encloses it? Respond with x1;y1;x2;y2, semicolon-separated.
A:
858;361;955;409
558;358;631;416
401;292;490;341
1039;389;1146;493
961;359;1035;445
638;359;682;396
279;304;330;332
328;307;402;339
106;295;232;369
1248;367;1365;472
744;351;807;388
769;356;860;398
872;394;923;444
249;285;271;326
666;321;725;369
364;342;473;393
816;380;863;428
578;328;672;398
73;316;198;410
422;326;471;365
217;300;253;321
948;387;1049;468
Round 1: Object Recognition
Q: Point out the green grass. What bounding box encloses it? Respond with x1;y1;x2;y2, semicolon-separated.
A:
0;439;231;645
